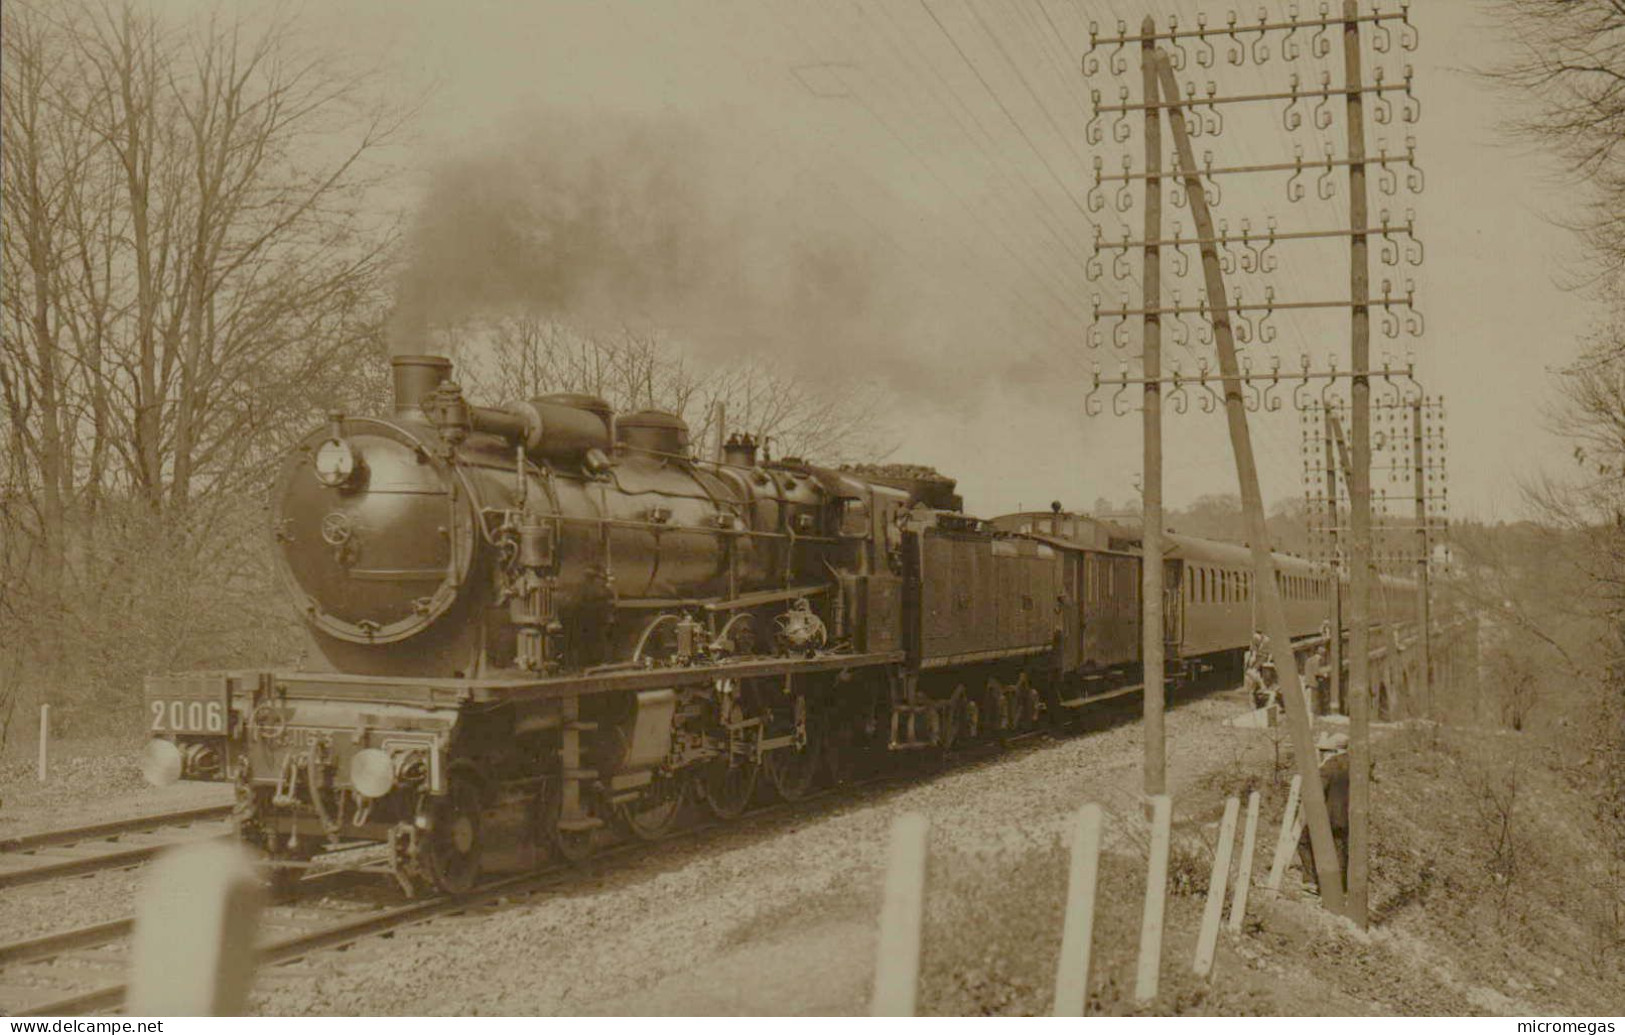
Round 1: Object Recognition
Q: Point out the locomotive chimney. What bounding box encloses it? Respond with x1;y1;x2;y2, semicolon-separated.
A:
723;432;758;468
392;355;452;418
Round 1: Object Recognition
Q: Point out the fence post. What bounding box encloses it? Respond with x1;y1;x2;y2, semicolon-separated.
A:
128;841;264;1015
1266;775;1304;892
1194;796;1240;977
1133;794;1172;1003
1052;804;1104;1016
1228;791;1262;933
871;813;930;1017
36;703;49;782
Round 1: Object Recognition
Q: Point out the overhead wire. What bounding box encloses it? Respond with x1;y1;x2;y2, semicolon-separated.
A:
847;0;1100;275
606;0;1088;349
783;0;1103;333
746;1;1096;340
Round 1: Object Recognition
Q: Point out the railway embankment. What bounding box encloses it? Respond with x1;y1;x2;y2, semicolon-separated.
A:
238;685;1620;1016
2;688;1619;1016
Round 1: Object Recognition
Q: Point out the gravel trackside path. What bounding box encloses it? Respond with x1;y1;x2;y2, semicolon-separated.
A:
248;685;1286;1016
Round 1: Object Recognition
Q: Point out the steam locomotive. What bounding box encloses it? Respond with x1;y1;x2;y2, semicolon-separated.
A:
142;355;1410;895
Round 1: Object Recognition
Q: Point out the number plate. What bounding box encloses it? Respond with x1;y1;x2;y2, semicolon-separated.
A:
144;674;231;735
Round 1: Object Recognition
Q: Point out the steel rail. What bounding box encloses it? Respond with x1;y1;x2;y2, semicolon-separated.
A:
7;719;1095;1017
6;669;1248;1017
0;806;235;890
0;805;233;853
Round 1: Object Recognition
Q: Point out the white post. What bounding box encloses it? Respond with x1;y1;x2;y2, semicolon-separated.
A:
37;703;49;782
1133;794;1172;1003
128;842;265;1015
1194;796;1240;977
1267;775;1305;893
1228;791;1262;933
1052;804;1104;1016
871;813;929;1017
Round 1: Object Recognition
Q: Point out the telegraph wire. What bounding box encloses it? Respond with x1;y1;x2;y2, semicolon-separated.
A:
845;0;1100;273
789;0;1099;330
599;0;1082;350
915;0;1099;230
961;0;1098;188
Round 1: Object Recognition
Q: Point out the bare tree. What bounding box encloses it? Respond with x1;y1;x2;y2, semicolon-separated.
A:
1;0;406;733
1492;1;1625;286
450;316;893;463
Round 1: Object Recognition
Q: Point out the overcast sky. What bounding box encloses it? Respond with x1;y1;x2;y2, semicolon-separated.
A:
277;0;1598;523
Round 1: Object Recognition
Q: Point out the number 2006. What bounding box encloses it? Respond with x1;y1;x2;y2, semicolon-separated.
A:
149;699;226;734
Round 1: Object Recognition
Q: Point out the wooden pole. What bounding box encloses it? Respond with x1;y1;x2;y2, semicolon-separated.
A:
1154;51;1347;913
1266;774;1304;892
1133;793;1172;1002
1228;791;1262;933
1140;16;1167;802
872;813;929;1017
1413;398;1432;718
1343;0;1374;929
1052;804;1104;1016
1325;409;1344;713
1194;796;1240;976
37;704;49;782
128;842;264;1015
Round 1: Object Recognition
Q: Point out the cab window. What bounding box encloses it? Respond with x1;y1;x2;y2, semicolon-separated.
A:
840;498;870;537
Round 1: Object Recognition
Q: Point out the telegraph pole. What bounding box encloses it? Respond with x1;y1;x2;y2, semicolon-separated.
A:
1155;52;1346;912
1343;0;1375;929
1324;406;1343;713
1412;397;1431;717
1140;17;1167;802
1080;2;1425;922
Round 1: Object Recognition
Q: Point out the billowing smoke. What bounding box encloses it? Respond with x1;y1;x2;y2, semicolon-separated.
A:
389;109;1071;409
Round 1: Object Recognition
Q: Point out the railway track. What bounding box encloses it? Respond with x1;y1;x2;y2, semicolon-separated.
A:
0;720;1084;1018
0;805;234;891
0;682;1166;1017
0;779;891;1017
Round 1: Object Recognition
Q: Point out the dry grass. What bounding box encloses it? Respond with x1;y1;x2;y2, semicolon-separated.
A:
909;719;1623;1015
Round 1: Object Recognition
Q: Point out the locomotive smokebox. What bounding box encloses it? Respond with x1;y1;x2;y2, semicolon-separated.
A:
392;355;452;417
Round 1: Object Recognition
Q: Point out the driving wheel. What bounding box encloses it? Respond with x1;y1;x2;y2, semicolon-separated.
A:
765;707;823;801
701;755;759;819
617;773;686;841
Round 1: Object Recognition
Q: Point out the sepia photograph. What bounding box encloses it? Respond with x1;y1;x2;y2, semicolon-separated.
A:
1;0;1623;1022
